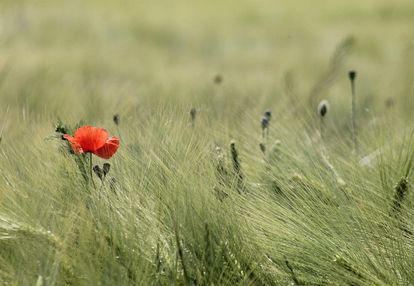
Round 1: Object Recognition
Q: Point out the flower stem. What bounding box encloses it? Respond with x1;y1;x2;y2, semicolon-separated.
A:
349;71;358;154
89;153;96;188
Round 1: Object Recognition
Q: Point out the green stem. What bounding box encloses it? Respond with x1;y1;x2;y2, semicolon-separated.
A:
116;125;122;143
89;153;96;188
320;117;324;142
351;79;358;153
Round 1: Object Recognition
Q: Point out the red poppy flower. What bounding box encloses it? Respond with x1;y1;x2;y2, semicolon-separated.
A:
63;126;120;159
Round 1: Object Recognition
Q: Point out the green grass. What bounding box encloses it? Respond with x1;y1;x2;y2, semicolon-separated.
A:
1;0;414;285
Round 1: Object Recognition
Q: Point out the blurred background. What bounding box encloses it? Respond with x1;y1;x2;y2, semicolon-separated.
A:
0;0;413;126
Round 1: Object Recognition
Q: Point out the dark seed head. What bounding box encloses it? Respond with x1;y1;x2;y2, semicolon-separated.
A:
261;116;269;130
317;100;329;118
103;163;111;176
190;108;197;121
113;114;120;126
264;110;272;121
348;70;357;81
259;143;266;154
214;74;223;85
385;97;395;108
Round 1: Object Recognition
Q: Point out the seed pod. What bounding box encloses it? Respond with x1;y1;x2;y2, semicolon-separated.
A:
259;143;266;154
113;114;120;126
348;70;356;80
317;100;329;117
261;116;269;130
264;110;272;121
190;108;197;121
214;74;223;85
385;97;395;108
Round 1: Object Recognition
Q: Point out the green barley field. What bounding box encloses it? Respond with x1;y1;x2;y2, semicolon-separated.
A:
1;0;414;285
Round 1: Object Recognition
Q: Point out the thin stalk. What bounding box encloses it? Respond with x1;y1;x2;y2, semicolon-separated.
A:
351;80;357;151
285;259;299;285
116;125;122;143
230;141;243;193
320;117;324;142
174;220;190;284
89;153;96;189
349;71;358;153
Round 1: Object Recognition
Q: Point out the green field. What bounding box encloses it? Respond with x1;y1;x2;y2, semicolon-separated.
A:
1;0;414;285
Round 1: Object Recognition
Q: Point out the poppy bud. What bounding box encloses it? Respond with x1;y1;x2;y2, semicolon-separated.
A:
103;163;111;176
261;116;269;130
214;74;223;85
190;108;197;121
113;114;120;126
385;97;395;108
348;70;356;81
317;100;329;118
264;110;272;121
259;143;266;154
93;165;103;180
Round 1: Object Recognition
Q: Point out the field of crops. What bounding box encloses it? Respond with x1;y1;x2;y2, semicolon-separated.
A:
1;0;414;285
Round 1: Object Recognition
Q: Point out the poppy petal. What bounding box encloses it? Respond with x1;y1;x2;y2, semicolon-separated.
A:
74;126;108;152
63;134;83;154
94;137;120;159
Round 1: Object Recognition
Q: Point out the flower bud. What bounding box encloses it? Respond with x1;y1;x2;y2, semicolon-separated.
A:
317;100;329;117
261;116;269;130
